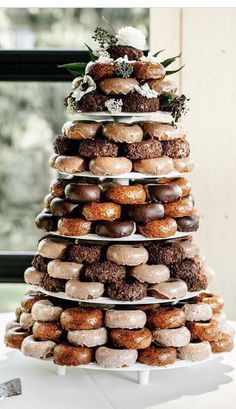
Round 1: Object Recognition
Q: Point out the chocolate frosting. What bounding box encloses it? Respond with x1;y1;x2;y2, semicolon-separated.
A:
35;213;58;231
127;203;164;223
65;183;101;203
50;197;80;216
147;184;182;203
176;215;199;232
95;220;135;238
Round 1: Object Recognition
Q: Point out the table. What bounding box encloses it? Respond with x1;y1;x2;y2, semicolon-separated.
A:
1;313;236;409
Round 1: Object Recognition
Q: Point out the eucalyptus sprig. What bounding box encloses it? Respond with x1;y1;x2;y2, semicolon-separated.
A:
92;26;118;48
115;61;133;78
159;93;189;122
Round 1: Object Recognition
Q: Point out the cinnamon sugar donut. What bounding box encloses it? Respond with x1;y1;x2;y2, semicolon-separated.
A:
89;63;117;80
153;326;191;347
106;244;148;266
31;300;62;322
53;343;94;366
5;326;30;349
133;62;165;80
103;123;143;143
33;322;62;342
89;157;132;176
133;156;173;175
147;307;185;329
138;217;177;238
192;292;224;314
95;347;138;368
21;335;56;359
65;280;104;300
105;184;146;205
164;197;194;218
210;334;234;353
62;121;102;140
49;178;72;197
47;260;83;280
57;218;92;236
138;346;177;366
82;202;121;221
173;157;194;173
51;155;87;174
171;178;191;197
68;328;107;347
178;341;211;361
99;78;139;95
186;320;221;341
130;264;170;284
110;328;152;349
21;292;45;313
105;309;146;329
60;307;103;331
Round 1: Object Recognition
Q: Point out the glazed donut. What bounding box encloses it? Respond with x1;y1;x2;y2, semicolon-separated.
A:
176;215;199;232
57;218;92;236
65;279;104;300
19;313;34;330
164;197;194;218
183;303;213;322
35;212;58;232
128;203;164;223
105;309;146;329
107;281;147;302
95;220;136;238
5;321;22;331
21;292;45;313
53;343;94;366
49;178;72;197
179;239;200;258
142;122;187;141
124;139;163;161
78;139;118;158
146;241;184;265
37;237;69;259
178;341;211;361
88;62;117;80
62;121;102;140
148;278;188;300
44;193;54;210
147;78;177;95
60;307;103;331
186;320;221;341
68;327;107;347
21;335;56;359
146;183;182;203
82;202;121;221
130;264;170;284
50;198;79;217
133;62;165;80
138;217;177;238
110;327;152;349
5;327;30;349
147;307;186;329
192;292;224;314
67;243;101;264
33;322;62;342
89;157;132;176
106;244;148;266
47;259;83;280
65;183;101;203
210;334;234;353
105;184;146;205
153;326;191;347
84;261;126;284
50;155;87;174
133;156;173;175
48;153;58;168
24;267;45;286
102;123;143;143
173;157;194;173
138;345;177;366
171;177;191;197
99;78;139;95
31;300;63;322
108;45;143;60
95;346;138;368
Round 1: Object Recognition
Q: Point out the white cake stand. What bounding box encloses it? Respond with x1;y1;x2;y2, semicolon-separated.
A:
51;231;191;242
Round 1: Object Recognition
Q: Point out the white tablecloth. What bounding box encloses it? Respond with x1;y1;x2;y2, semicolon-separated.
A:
1;313;236;409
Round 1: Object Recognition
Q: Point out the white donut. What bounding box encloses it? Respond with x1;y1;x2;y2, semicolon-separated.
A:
68;328;107;347
21;335;56;359
105;309;146;329
5;321;21;331
19;312;34;330
24;267;44;286
213;312;227;324
31;300;62;322
47;260;83;280
148;278;188;300
130;264;170;284
183;303;213;322
106;245;148;266
153;326;191;347
95;347;138;368
65;280;104;300
178;341;211;361
179;240;200;258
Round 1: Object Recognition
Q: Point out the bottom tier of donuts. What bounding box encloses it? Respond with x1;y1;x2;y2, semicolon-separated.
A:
4;289;234;368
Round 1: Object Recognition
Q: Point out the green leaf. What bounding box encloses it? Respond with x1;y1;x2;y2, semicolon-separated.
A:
166;64;185;76
159;93;175;108
58;62;87;77
85;43;96;62
161;52;181;68
153;49;165;57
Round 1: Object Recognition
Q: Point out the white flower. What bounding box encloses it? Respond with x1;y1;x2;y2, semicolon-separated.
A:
105;99;123;114
140;51;160;64
134;83;159;99
71;75;96;102
117;26;146;49
93;49;111;58
85;61;95;75
96;55;114;64
115;55;135;64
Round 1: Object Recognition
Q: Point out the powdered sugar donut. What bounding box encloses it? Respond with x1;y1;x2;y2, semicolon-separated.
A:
153;326;191;347
95;346;138;368
178;341;211;361
68;328;107;347
31;300;62;322
105;309;146;329
21;335;56;359
183;303;213;322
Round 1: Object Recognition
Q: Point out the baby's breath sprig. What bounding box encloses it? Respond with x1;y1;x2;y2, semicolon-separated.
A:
115;61;133;78
92;27;118;48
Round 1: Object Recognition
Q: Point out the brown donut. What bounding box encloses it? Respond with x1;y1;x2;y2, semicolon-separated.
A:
52;155;87;174
53;343;94;366
110;328;152;349
62;121;102;140
60;307;103;331
138;345;177;366
146;183;182;203
138;217;177;238
44;193;55;210
50;198;79;217
89;157;132;176
57;218;92;236
82;202;121;221
21;292;46;313
4;327;30;349
186;320;221;341
164;197;194;218
89;63;117;80
99;78;139;95
65;183;101;203
95;220;136;238
192;292;224;314
102;123;143;144
33;322;62;342
128;203;164;223
133;62;165;80
147;307;186;329
133;157;173;176
105;184;146;205
147;78;177;95
210;334;234;353
50;178;72;197
171;178;191;197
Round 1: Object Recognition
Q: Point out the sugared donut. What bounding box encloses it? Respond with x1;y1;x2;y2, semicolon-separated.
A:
65;280;104;300
142;122;187;141
178;341;211;361
37;237;69;259
51;155;87;174
82;202;121;221
128;203;164;223
176;215;199;232
138;217;177;238
21;292;45;313
146;183;182;203
147;307;185;329
78;139;118;158
173;157;194;173
107;281;147;302
138;345;177;366
210;334;234;353
35;212;58;232
130;264;170;284
84;261;126;284
124;139;162;160
67;243;101;264
21;335;56;359
133;62;165;80
57;218;92;236
146;241;184;265
99;78;139;95
148;278;188;300
105;184;146;205
49;178;72;197
62;121;102;139
54;343;93;366
95;220;136;238
186;320;221;341
105;309;146;329
153;326;191;347
110;328;152;349
171;177;191;197
47;260;83;280
147;78;177;95
88;62;117;80
102;123;143;143
60;307;103;331
31;300;62;322
164;197;194;218
33;322;62;342
5;327;30;349
106;244;148;266
24;267;45;286
68;328;107;348
19;313;34;330
192;292;224;314
89;157;132;176
95;346;138;368
133;156;173;175
65;183;101;203
182;303;213;322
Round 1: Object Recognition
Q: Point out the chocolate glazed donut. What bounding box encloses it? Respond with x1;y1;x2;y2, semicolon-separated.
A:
127;203;164;223
146;184;182;203
65;183;101;203
176;215;199;232
95;221;136;238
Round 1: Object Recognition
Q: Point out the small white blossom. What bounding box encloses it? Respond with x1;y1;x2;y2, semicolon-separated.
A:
117;26;146;49
140;51;160;64
115;55;135;64
96;55;114;64
93;49;111;58
85;61;95;74
105;99;123;114
134;83;159;99
72;75;96;102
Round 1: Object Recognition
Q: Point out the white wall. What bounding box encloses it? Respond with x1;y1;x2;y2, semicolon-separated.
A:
150;8;236;319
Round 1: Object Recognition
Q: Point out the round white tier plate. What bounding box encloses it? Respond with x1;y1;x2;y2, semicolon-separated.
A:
51;231;190;242
35;286;200;305
70;111;174;123
60;170;183;180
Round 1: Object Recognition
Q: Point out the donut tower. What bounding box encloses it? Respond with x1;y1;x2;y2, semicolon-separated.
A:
4;25;234;385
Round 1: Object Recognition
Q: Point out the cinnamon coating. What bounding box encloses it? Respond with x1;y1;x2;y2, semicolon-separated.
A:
82;202;121;221
186;320;221;342
60;307;103;331
50;178;72;197
57;218;92;236
105;184;146;205
192;292;224;314
33;321;62;342
110;328;152;349
164;197;194;218
53;343;94;366
138;346;177;366
138;217;177;238
4;327;30;349
171;178;191;197
210;334;234;353
147;307;186;329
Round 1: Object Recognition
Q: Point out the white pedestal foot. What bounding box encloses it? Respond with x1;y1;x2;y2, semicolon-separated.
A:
137;370;150;385
56;365;66;376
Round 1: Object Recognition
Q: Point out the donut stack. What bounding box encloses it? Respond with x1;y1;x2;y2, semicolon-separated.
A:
4;26;234;374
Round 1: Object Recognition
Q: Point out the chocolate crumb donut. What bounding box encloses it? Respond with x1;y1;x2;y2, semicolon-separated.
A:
67;92;109;113
170;258;208;291
32;254;51;273
84;261;126;284
122;93;160;113
107;281;147;302
40;273;66;293
176;215;200;232
78;139;118;158
67;243;101;264
124;139;162;160
146;241;184;265
162;138;190;159
53;136;78;155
